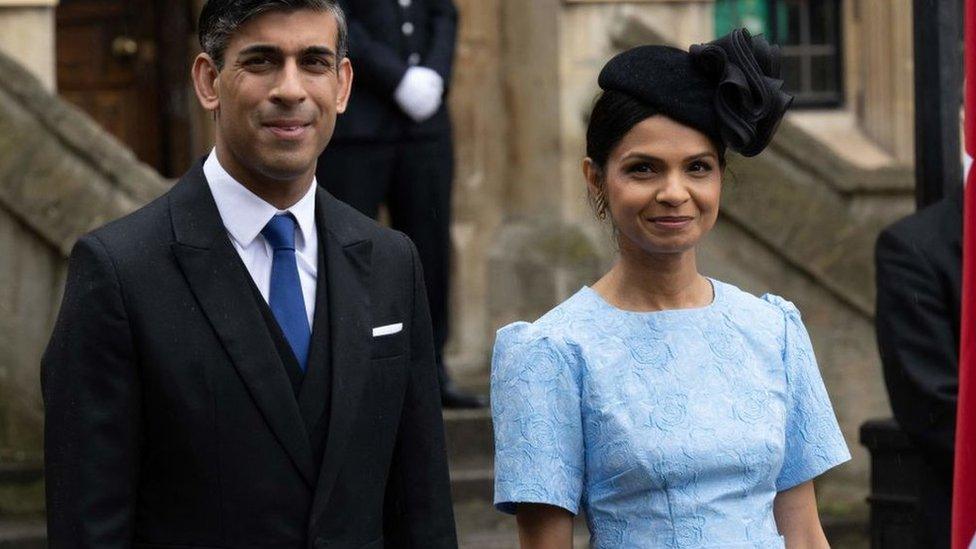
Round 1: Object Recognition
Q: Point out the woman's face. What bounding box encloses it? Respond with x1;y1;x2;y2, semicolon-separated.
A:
586;115;723;257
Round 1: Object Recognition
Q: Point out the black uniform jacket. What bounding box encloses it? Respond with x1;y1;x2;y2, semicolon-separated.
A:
876;194;963;472
332;0;458;142
41;160;458;549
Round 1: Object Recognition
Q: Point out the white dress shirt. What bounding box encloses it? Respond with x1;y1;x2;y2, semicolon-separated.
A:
203;151;318;329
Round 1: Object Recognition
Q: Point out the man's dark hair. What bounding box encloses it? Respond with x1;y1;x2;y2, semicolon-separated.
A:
199;0;348;70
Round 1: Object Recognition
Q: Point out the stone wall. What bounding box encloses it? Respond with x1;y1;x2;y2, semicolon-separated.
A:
0;49;167;514
0;0;57;92
444;0;508;371
848;0;915;164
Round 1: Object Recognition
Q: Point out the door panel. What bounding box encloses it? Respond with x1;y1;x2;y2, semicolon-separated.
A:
57;0;163;171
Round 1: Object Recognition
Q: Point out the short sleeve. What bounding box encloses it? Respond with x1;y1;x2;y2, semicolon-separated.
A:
490;322;584;515
763;295;851;491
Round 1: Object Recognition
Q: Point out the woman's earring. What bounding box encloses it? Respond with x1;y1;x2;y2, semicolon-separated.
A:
597;193;609;220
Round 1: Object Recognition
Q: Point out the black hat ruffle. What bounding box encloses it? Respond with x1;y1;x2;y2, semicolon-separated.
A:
690;28;793;157
597;28;793;157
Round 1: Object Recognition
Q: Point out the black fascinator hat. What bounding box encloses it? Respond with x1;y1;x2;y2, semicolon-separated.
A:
597;29;793;157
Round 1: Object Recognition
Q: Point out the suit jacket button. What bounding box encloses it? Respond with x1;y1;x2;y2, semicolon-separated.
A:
402;21;414;36
408;53;421;66
399;0;411;7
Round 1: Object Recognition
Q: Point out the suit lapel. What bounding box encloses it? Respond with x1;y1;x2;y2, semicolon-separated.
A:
168;164;316;487
309;192;374;533
297;200;332;432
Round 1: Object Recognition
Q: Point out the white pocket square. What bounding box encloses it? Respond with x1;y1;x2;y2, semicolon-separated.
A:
372;323;403;337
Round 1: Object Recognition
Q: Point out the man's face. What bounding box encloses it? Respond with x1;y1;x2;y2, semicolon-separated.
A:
209;9;351;184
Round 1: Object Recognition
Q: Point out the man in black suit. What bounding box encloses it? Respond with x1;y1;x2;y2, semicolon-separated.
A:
42;1;457;547
315;0;484;408
876;190;963;549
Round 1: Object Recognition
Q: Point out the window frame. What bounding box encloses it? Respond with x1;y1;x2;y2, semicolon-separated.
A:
768;0;845;108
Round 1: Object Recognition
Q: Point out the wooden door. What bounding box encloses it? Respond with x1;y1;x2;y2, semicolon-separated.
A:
56;0;194;177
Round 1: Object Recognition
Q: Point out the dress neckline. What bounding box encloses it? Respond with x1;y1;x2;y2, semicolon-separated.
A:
581;277;723;317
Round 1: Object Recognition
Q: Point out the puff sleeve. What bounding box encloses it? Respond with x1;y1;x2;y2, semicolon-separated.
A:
491;322;584;515
762;295;851;491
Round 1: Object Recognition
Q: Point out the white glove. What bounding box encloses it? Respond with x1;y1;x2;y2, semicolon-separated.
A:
394;66;444;123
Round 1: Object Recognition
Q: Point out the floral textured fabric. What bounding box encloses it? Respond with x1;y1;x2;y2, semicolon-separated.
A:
491;279;850;548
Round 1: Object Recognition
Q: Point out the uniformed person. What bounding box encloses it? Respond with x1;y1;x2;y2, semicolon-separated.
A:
317;0;485;408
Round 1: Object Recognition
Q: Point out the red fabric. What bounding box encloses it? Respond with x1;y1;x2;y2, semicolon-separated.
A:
953;1;976;546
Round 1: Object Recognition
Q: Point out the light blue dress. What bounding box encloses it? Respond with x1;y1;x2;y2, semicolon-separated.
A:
491;279;850;548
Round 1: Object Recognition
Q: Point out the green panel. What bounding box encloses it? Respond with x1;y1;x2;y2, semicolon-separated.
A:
714;0;770;37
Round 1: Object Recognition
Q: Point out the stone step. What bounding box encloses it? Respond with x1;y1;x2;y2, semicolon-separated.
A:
0;462;45;518
459;529;592;549
0;463;42;486
443;407;493;471
823;516;869;549
454;499;591;549
449;466;493;506
0;518;45;549
443;405;496;510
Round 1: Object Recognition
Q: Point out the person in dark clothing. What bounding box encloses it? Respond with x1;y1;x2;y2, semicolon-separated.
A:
316;0;485;408
42;2;457;547
876;190;964;549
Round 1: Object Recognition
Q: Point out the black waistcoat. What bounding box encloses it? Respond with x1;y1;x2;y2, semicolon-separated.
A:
246;236;333;473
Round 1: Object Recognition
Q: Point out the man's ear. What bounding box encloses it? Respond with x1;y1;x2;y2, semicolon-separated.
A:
192;53;221;112
335;57;354;114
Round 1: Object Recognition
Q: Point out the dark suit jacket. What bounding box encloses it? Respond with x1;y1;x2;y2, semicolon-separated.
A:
42;161;458;549
332;0;457;143
876;194;963;548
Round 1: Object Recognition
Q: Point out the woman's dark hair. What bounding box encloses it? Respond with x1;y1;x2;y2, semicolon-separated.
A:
585;89;726;172
585;90;727;219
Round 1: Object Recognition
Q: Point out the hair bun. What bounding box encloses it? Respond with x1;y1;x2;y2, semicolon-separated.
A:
689;29;793;157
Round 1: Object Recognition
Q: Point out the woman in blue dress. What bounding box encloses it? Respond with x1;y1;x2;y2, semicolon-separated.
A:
490;29;850;548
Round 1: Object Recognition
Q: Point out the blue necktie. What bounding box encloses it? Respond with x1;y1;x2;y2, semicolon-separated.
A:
261;214;311;371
